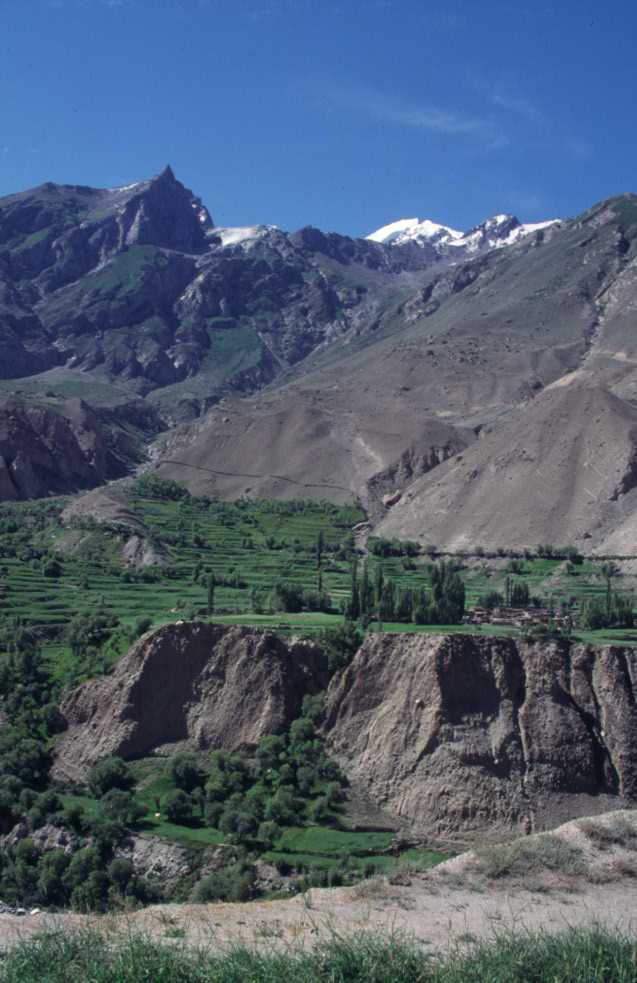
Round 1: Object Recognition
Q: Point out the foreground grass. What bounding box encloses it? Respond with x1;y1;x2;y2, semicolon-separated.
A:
3;927;636;983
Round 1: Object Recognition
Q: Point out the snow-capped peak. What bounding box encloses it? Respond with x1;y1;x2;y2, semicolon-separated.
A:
367;212;560;258
483;213;514;230
367;217;462;246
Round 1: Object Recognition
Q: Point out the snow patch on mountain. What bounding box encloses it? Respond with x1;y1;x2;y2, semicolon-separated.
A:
211;225;278;247
110;182;144;194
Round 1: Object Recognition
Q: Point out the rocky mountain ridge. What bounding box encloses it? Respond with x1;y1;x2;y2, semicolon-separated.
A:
0;166;567;418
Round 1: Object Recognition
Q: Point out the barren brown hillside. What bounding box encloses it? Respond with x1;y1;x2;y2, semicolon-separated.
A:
152;195;637;550
154;389;471;513
376;384;637;552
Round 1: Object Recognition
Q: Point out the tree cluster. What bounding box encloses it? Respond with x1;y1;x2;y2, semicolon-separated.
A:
345;559;465;625
162;713;345;851
269;580;332;614
367;537;420;558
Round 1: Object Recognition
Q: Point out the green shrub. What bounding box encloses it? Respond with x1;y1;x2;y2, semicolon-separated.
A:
130;474;189;501
88;757;135;798
169;753;206;793
192;863;254;902
98;789;145;826
163;790;194;824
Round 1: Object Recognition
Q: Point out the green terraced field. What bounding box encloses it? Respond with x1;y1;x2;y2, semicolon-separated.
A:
263;825;451;875
0;492;364;675
1;484;636;686
0;491;637;676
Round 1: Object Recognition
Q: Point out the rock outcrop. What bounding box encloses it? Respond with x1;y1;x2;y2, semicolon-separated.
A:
0;397;123;500
0;396;161;501
325;633;637;838
53;623;328;782
53;625;637;839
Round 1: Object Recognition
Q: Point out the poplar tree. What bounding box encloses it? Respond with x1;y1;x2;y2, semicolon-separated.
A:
207;575;216;617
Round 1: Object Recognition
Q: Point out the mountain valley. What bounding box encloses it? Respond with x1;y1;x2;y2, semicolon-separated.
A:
2;167;637;933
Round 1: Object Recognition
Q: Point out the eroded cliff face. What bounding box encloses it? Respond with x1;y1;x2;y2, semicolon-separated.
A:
53;623;328;782
53;625;637;838
324;633;637;837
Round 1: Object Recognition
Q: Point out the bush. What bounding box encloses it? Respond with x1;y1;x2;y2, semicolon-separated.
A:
368;537;420;558
42;558;63;578
130;474;189;501
269;580;331;614
135;617;153;636
321;623;363;672
473;833;586;881
88;757;135;798
580;594;634;630
169;753;205;793
163;790;194;825
192;863;254;902
257;819;281;848
204;799;223;827
98;789;144;827
108;857;134;892
479;591;504;609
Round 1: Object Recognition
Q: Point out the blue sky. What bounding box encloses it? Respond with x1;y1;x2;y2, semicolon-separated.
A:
1;0;635;236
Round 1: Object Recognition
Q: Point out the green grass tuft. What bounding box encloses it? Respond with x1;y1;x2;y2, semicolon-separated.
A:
472;833;587;882
2;927;636;983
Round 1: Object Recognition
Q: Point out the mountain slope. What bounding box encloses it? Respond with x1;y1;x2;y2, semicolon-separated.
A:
154;193;637;538
154;387;471;511
375;384;637;553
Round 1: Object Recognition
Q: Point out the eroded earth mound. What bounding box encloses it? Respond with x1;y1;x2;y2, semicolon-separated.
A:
53;623;328;782
325;632;637;838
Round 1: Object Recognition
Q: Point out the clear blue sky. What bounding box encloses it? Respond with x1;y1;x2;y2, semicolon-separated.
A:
1;0;635;236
